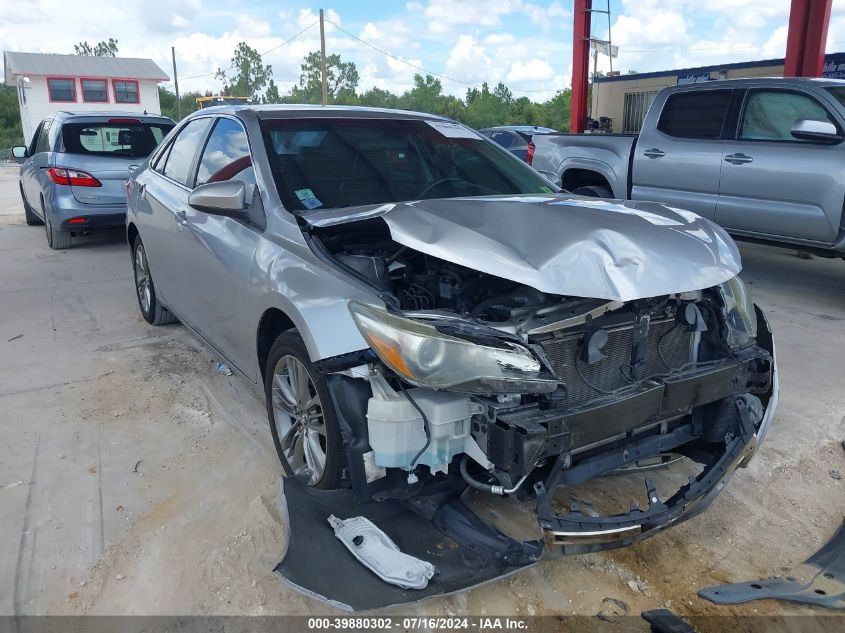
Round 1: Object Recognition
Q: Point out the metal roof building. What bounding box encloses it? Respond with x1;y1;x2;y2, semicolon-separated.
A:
3;51;169;144
3;51;169;84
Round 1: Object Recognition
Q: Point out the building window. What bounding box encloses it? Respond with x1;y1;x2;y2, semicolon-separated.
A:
47;78;76;102
113;80;139;104
81;78;108;103
622;91;658;133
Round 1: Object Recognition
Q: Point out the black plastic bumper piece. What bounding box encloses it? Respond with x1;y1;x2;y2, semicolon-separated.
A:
698;517;845;610
535;394;760;554
275;476;542;611
642;608;697;633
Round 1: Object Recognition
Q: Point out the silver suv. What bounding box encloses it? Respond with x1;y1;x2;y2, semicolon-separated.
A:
13;111;174;249
126;105;777;606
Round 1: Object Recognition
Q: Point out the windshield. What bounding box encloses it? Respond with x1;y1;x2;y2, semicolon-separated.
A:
61;122;174;158
826;87;845;109
260;118;556;211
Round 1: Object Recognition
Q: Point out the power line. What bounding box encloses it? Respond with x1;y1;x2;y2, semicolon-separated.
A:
326;20;472;86
177;19;319;83
326;19;560;95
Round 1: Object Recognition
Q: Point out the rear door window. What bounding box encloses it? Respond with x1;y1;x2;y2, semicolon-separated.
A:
657;90;732;139
35;120;52;153
162;118;213;187
61;121;174;158
491;131;517;148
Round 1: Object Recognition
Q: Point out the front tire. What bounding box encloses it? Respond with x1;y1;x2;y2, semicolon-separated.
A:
132;236;178;325
264;332;343;489
21;185;42;226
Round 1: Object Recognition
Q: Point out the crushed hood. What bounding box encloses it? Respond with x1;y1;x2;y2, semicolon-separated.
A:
305;195;742;301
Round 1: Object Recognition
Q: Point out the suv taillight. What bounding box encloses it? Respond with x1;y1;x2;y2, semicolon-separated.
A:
526;142;535;165
47;167;102;187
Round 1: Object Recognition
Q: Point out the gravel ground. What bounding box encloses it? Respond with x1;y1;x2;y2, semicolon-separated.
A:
1;164;844;625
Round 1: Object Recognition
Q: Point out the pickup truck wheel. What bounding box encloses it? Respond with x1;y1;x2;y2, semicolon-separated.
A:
20;184;43;226
572;185;613;199
132;236;178;325
265;332;342;490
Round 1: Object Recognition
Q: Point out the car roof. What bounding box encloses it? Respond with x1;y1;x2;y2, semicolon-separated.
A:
51;111;175;124
665;77;845;91
480;125;559;134
186;103;456;122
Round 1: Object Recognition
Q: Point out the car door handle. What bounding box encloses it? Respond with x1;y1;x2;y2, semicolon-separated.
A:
175;209;187;226
724;153;753;165
643;148;665;158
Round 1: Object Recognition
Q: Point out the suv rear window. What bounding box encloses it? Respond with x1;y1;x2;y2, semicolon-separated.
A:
61;121;174;158
657;90;732;139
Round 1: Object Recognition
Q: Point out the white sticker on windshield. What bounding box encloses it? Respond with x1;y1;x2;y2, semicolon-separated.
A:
425;120;480;139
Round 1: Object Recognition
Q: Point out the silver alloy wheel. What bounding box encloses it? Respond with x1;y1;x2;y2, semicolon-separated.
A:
134;244;152;314
271;354;327;485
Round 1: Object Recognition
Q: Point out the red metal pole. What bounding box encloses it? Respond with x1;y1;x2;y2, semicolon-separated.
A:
784;0;809;77
570;0;591;133
784;0;832;77
802;0;832;76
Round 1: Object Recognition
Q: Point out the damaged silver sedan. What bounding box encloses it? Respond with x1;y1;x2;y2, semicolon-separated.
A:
126;106;777;610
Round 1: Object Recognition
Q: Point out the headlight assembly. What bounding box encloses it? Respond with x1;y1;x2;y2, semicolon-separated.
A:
349;302;558;394
718;275;757;348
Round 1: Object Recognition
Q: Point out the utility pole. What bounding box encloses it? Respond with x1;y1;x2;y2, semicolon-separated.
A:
319;9;329;105
171;46;181;120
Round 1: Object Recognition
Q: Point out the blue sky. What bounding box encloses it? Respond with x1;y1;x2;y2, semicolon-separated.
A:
3;0;845;101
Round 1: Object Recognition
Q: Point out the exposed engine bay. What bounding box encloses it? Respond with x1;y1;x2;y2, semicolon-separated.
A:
311;216;774;503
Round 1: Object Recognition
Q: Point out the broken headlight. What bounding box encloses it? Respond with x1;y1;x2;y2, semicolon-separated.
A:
349;302;558;394
718;275;757;348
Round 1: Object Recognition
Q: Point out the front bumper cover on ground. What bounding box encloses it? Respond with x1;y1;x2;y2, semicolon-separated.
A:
275;477;542;611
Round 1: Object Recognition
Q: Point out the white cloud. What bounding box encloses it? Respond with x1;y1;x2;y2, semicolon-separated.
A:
507;58;554;81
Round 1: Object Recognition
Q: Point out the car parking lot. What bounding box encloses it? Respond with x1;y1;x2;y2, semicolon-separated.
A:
1;161;844;619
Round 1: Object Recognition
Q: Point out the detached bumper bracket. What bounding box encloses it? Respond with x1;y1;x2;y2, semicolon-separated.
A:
698;517;845;610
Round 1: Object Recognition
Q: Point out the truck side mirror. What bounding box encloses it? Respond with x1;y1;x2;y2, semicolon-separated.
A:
790;119;842;143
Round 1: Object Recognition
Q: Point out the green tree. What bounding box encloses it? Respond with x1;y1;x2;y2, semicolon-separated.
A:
0;85;24;150
540;90;572;132
264;79;282;104
399;74;444;115
74;38;118;57
157;87;203;121
358;86;399;109
215;42;272;100
290;51;359;104
464;82;511;128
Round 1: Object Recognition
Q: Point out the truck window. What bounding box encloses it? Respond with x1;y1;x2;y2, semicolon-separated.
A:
740;90;837;141
657;90;732;139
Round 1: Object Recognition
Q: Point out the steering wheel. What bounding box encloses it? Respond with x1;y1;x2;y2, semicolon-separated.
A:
418;177;465;198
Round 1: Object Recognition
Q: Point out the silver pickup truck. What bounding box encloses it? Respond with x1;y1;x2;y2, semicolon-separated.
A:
531;77;845;257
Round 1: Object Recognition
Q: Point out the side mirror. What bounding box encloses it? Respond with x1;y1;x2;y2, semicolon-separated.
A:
790;119;842;143
11;146;27;161
188;180;247;215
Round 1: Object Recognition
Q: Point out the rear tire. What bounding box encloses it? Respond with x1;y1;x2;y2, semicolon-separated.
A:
132;235;178;325
44;208;71;250
571;185;613;199
264;331;343;489
21;185;42;226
